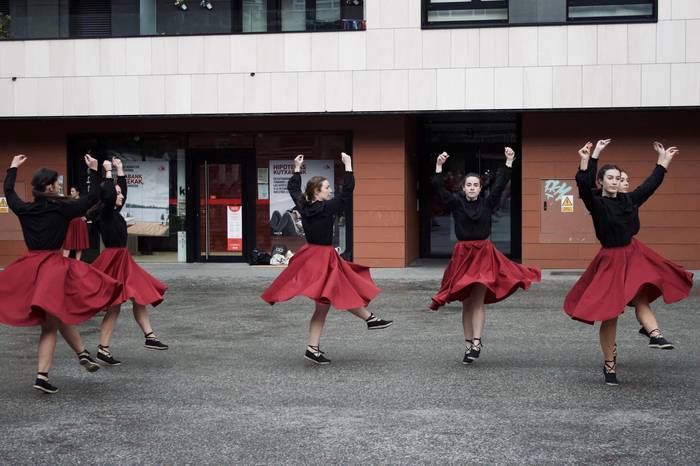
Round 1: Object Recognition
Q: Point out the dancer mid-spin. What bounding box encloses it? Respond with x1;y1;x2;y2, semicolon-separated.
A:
92;157;169;366
0;154;121;394
565;141;692;385
429;148;541;364
262;152;392;365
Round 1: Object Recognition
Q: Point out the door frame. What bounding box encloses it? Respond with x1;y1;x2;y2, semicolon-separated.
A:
185;149;256;263
417;113;522;260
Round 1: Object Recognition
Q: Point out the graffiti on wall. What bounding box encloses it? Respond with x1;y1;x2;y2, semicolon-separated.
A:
543;179;573;202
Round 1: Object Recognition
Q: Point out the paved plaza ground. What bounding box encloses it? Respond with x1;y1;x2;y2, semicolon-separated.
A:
1;262;699;465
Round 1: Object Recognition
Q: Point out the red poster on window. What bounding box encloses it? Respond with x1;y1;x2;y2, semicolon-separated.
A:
226;205;243;252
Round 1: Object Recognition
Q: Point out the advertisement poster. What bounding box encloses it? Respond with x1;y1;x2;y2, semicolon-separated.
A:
226;205;243;251
268;159;334;236
122;161;170;236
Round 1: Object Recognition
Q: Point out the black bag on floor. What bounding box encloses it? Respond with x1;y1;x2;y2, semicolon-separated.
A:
250;249;272;265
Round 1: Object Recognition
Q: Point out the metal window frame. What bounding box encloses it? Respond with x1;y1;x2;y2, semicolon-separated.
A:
422;0;509;29
566;0;657;23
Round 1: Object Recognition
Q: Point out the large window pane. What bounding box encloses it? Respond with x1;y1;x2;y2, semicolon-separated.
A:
315;0;340;29
1;0;364;39
427;8;507;22
281;0;305;32
68;134;181;262
7;0;68;39
567;1;655;21
156;0;231;35
569;4;653;19
242;0;266;32
424;0;508;27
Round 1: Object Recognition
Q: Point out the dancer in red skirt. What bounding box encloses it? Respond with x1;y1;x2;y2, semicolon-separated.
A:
0;154;122;394
91;158;168;366
564;141;693;385
430;148;541;364
62;186;91;260
587;139;688;353
261;152;392;365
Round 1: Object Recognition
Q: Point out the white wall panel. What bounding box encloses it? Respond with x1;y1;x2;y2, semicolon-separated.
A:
2;4;699;117
436;68;466;110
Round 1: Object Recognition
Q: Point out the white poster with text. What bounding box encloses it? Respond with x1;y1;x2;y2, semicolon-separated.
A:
122;161;170;236
227;206;243;252
269;160;334;216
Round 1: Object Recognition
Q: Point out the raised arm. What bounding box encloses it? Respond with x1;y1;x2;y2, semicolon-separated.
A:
4;155;30;214
287;154;305;209
61;154;100;218
575;142;596;212
628;142;675;206
486;147;514;210
430;152;457;210
588;139;610;188
324;152;355;215
113;158;127;212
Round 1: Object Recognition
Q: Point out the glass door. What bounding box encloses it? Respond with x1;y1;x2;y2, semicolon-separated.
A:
188;150;254;263
199;161;243;259
419;114;521;259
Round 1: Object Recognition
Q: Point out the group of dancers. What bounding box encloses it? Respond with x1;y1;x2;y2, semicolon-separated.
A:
0;140;693;394
0;154;168;394
261;143;691;386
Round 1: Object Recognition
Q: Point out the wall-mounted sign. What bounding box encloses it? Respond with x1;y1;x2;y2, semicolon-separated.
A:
561;195;574;213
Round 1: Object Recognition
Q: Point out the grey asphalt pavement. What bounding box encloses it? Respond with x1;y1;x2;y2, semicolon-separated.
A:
1;262;699;465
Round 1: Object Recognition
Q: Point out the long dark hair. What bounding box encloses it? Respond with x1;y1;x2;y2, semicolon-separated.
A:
30;168;58;198
86;179;117;221
303;176;327;204
30;167;78;205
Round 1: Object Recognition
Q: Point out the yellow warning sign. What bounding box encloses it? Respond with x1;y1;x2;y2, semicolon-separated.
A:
0;196;8;214
561;195;574;213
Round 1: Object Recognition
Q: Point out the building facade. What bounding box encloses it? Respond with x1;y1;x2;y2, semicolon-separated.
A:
1;0;699;268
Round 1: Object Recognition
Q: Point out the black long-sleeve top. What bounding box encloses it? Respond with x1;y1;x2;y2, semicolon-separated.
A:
576;161;666;248
95;176;129;247
4;167;99;250
431;166;512;241
288;171;354;246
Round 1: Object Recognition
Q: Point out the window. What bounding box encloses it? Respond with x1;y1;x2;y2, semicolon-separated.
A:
0;0;364;39
423;0;508;28
567;0;656;22
69;0;112;38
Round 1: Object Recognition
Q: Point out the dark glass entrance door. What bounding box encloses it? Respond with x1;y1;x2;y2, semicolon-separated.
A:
419;114;521;259
187;150;255;262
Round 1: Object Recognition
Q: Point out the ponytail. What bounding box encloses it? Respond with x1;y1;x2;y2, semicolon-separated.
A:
303;176;327;205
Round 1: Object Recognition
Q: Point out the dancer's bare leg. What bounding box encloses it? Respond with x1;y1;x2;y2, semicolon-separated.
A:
132;303;153;336
37;316;58;373
308;302;330;348
100;305;121;347
600;318;618;365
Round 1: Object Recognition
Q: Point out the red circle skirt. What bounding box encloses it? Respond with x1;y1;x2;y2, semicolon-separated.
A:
63;217;90;250
0;250;122;327
564;238;693;324
91;247;167;307
261;244;381;310
430;240;541;310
